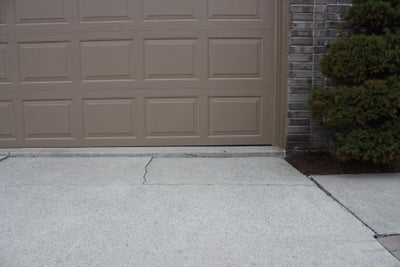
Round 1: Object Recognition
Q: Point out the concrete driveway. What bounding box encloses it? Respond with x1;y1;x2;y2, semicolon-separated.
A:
0;152;398;266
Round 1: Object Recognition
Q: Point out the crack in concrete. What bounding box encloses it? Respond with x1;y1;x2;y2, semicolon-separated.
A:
309;176;378;236
142;157;154;185
0;155;10;162
376;234;400;238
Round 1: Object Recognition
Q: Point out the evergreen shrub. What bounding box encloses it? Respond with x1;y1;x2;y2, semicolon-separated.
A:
309;0;400;164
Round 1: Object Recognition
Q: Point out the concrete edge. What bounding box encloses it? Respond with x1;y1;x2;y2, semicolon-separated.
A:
6;146;286;158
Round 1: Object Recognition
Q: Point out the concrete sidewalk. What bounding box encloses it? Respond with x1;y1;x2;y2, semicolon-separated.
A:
0;155;398;266
313;173;400;261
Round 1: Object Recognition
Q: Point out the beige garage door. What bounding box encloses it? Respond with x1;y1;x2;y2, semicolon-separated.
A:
0;0;279;147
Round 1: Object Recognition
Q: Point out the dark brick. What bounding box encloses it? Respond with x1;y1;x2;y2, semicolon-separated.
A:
287;0;352;151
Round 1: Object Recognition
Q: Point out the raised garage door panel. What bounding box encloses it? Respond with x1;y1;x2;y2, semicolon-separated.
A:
0;0;277;147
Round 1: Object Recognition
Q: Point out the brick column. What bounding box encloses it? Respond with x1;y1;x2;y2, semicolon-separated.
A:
287;0;351;153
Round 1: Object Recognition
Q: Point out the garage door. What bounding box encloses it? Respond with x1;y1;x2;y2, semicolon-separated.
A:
0;0;278;147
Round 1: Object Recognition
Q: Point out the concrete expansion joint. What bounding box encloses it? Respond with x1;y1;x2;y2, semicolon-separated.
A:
143;183;314;187
142;157;154;185
309;176;378;236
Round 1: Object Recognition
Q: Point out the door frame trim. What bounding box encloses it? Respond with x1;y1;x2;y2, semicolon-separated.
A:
273;0;288;148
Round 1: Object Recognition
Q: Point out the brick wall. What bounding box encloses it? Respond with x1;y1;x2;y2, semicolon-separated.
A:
287;0;352;152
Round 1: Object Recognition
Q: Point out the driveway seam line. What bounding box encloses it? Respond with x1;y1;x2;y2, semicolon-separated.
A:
309;176;378;236
0;183;315;188
142;157;154;185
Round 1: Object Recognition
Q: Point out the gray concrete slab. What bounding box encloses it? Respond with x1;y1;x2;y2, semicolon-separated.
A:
394;251;400;261
0;157;150;186
377;236;400;261
0;184;398;266
0;157;398;266
313;174;400;235
9;146;284;158
146;157;313;185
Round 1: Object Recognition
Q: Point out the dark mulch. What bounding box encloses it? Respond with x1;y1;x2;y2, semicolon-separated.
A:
286;152;400;176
